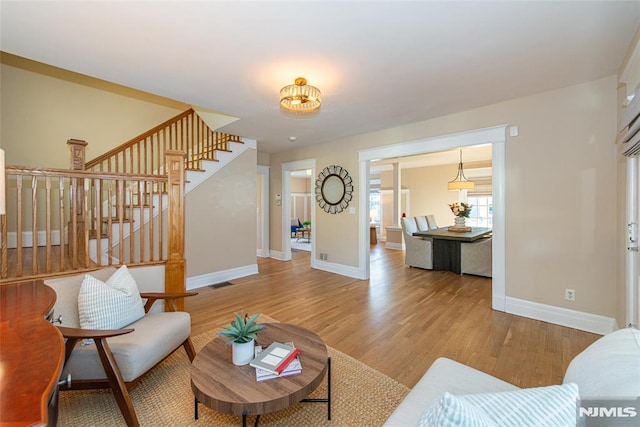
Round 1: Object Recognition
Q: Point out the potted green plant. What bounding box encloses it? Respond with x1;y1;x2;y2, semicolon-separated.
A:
218;312;265;365
303;220;311;228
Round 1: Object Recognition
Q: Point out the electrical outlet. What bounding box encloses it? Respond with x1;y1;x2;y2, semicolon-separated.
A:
565;289;576;301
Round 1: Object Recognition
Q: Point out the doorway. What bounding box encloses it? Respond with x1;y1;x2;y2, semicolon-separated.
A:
358;125;507;311
282;159;316;262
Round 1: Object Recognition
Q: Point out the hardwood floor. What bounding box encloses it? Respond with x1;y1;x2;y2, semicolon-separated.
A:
186;244;599;389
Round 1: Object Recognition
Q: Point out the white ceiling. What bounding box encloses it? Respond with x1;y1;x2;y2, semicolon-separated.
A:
2;1;639;154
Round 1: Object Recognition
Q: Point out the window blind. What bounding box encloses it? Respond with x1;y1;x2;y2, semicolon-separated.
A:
468;176;493;197
621;84;640;157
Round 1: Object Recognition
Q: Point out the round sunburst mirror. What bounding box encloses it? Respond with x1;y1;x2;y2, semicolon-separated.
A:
315;165;353;214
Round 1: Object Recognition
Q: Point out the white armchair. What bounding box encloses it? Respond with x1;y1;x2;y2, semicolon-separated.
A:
45;266;197;427
401;217;433;270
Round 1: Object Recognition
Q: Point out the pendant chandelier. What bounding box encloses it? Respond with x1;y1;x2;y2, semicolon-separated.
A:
448;149;475;191
280;77;321;113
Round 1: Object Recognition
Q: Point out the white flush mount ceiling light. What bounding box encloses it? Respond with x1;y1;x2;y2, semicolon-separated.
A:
280;77;321;113
448;149;475;191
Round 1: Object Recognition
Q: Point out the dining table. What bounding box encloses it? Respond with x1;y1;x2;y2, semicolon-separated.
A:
413;227;492;274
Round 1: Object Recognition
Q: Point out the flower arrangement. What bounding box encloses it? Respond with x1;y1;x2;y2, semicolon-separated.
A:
449;202;472;218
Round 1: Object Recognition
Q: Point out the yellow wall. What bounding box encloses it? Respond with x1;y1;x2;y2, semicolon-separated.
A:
270;75;619;320
0;57;187;167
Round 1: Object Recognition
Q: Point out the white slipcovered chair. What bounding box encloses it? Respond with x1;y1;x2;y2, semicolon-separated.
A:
415;216;429;231
401;217;433;270
461;237;492;277
45;266;197;427
426;214;439;230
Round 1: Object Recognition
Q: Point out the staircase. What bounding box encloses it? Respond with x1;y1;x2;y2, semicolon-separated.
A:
0;109;246;287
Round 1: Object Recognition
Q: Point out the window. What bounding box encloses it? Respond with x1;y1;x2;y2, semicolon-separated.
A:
467;196;493;228
369;192;381;231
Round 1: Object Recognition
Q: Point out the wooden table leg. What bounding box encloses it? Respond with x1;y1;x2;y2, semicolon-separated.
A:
432;239;462;274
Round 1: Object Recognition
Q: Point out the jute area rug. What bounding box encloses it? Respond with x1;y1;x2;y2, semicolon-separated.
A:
58;315;409;426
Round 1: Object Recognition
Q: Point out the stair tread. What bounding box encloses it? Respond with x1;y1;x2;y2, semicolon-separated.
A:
123;204;153;209
101;218;134;223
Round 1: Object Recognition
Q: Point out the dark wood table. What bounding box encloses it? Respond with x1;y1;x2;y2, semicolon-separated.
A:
413;227;492;274
191;323;330;426
0;280;64;427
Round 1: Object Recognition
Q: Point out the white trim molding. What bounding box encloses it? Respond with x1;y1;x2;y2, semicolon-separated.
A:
281;159;316;263
311;258;361;279
3;229;65;248
358;124;508;308
257;164;270;259
269;250;286;261
186;264;258;291
505;297;618;336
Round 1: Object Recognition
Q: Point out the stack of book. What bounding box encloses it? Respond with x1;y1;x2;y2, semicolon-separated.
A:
251;341;302;382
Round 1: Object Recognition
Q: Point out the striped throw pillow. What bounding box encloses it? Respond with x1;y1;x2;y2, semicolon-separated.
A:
78;265;145;332
419;383;579;427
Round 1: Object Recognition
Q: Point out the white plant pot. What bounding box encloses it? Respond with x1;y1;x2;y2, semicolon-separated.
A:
231;339;255;366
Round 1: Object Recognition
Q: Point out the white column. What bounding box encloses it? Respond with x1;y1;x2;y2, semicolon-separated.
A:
626;156;638;327
393;163;401;226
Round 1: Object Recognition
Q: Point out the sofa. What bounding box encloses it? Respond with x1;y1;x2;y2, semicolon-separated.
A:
383;327;640;426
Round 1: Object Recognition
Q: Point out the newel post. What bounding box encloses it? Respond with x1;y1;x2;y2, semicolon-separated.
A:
67;139;88;262
165;150;187;309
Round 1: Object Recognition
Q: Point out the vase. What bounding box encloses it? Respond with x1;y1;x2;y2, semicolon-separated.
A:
231;339;255;365
454;216;466;228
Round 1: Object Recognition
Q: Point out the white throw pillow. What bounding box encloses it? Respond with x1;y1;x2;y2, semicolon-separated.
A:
419;391;493;426
418;383;579;427
78;265;145;331
563;327;640;399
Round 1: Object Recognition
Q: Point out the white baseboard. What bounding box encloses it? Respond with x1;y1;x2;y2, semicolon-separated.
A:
385;242;404;250
505;297;618;335
186;264;258;290
256;248;270;258
311;258;362;279
269;250;286;261
3;230;64;248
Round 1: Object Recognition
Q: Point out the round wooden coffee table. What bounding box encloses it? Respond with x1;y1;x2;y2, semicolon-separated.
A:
191;323;330;426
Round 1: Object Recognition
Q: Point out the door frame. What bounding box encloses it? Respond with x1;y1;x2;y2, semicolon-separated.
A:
358;125;508;311
282;159;316;262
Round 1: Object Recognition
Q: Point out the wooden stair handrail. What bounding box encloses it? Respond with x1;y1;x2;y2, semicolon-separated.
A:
85;109;194;170
0;152;182;284
84;108;243;174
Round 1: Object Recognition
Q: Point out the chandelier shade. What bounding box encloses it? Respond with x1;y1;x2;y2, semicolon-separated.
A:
448;149;475;191
280;77;321;113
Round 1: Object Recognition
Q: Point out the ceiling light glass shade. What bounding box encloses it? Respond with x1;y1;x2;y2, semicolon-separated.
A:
280;77;321;113
448;149;475;191
447;180;475;191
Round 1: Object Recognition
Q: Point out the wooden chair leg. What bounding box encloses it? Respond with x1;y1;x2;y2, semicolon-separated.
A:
183;337;196;362
94;338;140;427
